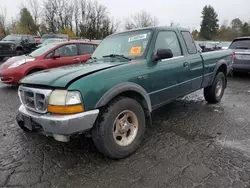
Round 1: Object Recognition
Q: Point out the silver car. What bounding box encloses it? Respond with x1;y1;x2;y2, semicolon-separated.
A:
230;37;250;74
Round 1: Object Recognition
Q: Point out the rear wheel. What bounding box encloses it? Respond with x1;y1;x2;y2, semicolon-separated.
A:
204;72;226;103
92;97;146;159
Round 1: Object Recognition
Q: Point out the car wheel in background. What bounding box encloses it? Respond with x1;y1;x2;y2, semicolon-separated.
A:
16;50;24;56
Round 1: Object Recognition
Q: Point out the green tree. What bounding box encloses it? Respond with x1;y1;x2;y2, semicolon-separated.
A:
231;18;243;36
241;22;250;36
19;8;37;34
199;5;219;40
192;30;199;40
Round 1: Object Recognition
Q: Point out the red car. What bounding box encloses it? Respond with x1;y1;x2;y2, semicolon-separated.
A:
0;41;98;85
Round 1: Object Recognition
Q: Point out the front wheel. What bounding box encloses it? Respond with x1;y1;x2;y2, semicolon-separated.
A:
204;72;226;103
92;97;146;159
16;50;24;56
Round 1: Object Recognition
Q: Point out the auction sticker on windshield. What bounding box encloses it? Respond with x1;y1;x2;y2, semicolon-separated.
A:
130;46;142;55
128;34;147;42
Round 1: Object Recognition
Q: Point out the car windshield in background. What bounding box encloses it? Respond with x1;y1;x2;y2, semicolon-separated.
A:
2;35;22;41
92;30;152;60
40;35;68;43
43;39;66;45
217;42;231;48
29;43;57;57
229;39;250;49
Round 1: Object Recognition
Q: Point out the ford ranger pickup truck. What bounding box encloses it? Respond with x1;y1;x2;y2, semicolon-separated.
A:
16;27;232;159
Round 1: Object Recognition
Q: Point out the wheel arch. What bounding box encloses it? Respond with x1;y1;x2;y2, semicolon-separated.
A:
212;62;227;87
16;45;24;51
25;67;45;76
95;82;152;117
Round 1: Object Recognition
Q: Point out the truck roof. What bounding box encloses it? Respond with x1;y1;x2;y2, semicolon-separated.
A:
234;36;250;40
111;26;190;37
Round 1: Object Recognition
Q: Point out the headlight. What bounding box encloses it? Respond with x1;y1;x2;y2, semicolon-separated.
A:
48;90;84;114
10;44;15;50
8;58;34;69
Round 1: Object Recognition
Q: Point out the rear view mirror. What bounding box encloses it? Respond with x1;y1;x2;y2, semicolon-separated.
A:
153;49;173;61
53;53;61;59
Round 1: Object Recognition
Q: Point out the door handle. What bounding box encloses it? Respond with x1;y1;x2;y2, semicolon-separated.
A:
72;58;80;61
183;62;189;68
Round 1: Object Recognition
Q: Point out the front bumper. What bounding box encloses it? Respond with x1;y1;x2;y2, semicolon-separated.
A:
0;68;24;85
17;104;99;135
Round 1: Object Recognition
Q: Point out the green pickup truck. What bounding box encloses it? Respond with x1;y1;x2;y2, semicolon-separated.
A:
16;27;232;159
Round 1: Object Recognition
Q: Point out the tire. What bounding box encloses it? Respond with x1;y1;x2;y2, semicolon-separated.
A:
92;97;146;159
16;113;31;132
233;71;241;77
16;50;24;56
204;72;226;103
27;69;42;75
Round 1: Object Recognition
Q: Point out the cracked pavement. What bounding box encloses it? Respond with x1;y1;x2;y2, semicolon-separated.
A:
1;75;250;188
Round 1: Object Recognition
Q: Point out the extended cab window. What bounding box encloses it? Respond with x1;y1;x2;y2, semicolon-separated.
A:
155;31;182;57
79;44;95;55
181;31;197;54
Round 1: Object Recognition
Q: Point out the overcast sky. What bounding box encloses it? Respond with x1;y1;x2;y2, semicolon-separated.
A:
2;0;250;30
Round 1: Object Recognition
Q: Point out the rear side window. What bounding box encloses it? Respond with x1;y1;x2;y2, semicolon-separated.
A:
181;31;197;54
79;44;95;55
155;31;182;57
229;39;250;49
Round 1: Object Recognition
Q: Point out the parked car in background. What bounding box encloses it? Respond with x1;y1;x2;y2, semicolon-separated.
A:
195;43;203;52
0;34;39;61
0;41;98;84
229;36;250;75
40;33;69;43
216;41;232;50
33;36;41;43
37;38;68;48
16;26;232;159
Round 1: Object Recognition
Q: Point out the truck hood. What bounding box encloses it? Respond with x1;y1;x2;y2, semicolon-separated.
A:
20;62;126;87
0;40;18;44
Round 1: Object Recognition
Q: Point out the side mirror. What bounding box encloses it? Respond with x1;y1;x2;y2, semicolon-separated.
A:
153;49;173;61
53;53;61;59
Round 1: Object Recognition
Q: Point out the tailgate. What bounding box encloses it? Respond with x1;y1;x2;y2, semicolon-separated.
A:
234;51;250;64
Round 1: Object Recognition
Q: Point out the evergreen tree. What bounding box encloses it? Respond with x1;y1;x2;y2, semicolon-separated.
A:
200;5;219;40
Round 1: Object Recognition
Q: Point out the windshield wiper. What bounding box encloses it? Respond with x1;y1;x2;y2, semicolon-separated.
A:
103;54;131;61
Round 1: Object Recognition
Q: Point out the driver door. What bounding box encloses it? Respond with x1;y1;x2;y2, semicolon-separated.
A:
147;30;191;107
45;44;81;69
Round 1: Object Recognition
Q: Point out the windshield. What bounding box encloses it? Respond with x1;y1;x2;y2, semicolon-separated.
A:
229;39;250;49
29;43;57;57
2;35;22;41
92;30;152;60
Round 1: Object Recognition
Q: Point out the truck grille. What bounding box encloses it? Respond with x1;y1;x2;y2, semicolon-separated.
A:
18;86;52;114
0;44;11;51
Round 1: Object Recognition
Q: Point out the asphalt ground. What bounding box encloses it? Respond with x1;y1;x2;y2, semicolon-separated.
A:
1;75;250;188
